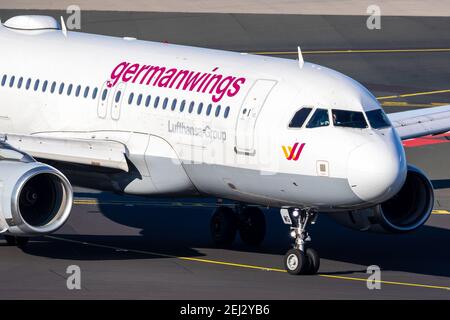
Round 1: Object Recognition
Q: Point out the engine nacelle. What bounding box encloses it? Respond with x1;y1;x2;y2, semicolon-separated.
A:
0;149;73;236
329;165;434;233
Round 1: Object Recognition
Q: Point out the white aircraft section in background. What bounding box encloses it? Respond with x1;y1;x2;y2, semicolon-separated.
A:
0;15;447;274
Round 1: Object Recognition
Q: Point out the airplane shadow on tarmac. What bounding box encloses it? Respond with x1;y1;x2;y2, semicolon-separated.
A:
19;191;450;279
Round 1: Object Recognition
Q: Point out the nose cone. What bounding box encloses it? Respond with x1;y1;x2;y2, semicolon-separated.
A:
347;133;406;203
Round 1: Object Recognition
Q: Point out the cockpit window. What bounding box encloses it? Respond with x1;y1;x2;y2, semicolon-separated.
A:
289;107;312;128
366;109;391;129
332;109;368;129
306;108;330;128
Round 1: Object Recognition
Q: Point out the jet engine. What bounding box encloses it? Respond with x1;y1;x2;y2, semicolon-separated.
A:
329;165;434;233
0;144;73;236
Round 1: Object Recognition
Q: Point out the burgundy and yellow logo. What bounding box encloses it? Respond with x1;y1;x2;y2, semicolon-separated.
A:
282;142;305;161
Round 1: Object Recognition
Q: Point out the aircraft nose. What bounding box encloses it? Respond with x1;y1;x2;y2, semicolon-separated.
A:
347;139;406;203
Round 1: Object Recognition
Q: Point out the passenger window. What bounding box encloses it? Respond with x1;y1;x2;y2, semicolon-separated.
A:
75;85;81;97
9;76;15;88
115;91;122;103
34;79;40;91
101;88;108;101
84;87;90;98
1;75;6;86
92;87;98;99
17;77;23;89
137;94;143;106
58;83;64;94
171;99;177;111
188;101;194;113
154;96;160;108
332;109;367;129
162;97;168;109
215;105;221;117
67;84;73;96
306;108;330;128
145;95;151;107
128;93;134;104
197;102;204;115
42;80;48;92
206;103;212;116
26;79;32;90
289;107;312;128
224;106;230;118
180;100;186;112
50;81;56;93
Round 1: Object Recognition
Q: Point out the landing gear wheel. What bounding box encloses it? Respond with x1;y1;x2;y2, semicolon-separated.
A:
305;247;320;275
4;235;29;248
238;207;266;246
284;248;307;275
210;206;238;247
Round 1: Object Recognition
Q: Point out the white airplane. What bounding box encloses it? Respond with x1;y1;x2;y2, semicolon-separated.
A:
0;15;448;275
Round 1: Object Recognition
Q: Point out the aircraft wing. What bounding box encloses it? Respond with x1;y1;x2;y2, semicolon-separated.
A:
2;133;129;171
387;104;450;140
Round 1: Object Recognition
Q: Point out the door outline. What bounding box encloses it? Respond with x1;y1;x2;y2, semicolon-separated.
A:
97;81;111;119
111;82;126;121
234;79;277;156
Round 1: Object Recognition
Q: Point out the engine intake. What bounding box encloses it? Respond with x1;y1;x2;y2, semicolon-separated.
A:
329;165;434;233
0;159;73;236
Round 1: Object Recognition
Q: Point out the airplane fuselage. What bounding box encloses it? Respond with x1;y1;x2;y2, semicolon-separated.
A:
0;21;406;211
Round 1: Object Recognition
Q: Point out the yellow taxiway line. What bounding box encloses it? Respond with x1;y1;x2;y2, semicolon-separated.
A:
251;48;450;56
182;257;450;292
432;210;450;215
380;101;448;108
383;103;445;107
377;89;450;100
248;48;450;104
73;199;212;208
318;274;450;291
72;199;450;216
45;235;450;292
181;257;450;291
251;48;450;104
179;256;286;272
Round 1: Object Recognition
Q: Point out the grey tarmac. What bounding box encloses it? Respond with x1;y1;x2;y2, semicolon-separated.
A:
0;9;449;299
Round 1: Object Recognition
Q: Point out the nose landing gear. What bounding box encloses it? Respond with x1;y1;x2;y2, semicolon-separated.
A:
281;208;320;275
210;204;320;275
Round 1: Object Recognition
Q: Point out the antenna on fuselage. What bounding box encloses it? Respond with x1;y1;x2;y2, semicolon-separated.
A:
60;16;67;38
297;46;304;69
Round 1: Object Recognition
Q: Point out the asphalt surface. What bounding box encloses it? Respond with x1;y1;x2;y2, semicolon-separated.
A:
0;10;449;299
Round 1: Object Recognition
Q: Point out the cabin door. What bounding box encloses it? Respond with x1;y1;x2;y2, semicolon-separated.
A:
235;79;277;155
97;81;111;119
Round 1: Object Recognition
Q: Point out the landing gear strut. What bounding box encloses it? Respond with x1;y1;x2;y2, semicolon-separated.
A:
282;208;320;275
210;205;266;247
